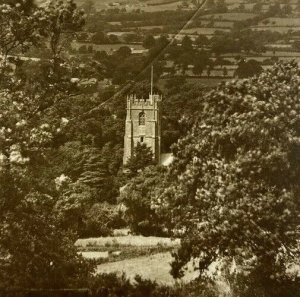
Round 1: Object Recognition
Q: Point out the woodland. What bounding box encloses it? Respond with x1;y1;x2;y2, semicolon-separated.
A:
0;0;299;296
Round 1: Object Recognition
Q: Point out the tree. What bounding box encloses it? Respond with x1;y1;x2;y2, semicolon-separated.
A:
195;34;209;48
120;166;170;236
45;0;85;69
252;2;263;13
80;0;95;15
0;0;94;288
0;0;46;64
235;59;263;78
282;4;292;15
193;51;210;76
125;143;155;177
205;0;215;9
91;31;108;44
215;0;227;13
78;148;116;203
143;35;156;49
181;35;193;51
163;62;300;295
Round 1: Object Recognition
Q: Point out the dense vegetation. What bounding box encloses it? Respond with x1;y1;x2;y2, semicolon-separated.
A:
1;0;300;295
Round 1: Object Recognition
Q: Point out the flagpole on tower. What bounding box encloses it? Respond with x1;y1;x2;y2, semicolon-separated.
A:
150;64;153;97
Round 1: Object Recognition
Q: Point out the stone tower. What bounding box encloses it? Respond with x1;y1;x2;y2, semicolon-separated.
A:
123;94;162;165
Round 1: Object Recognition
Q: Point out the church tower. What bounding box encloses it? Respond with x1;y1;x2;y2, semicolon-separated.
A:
123;93;162;165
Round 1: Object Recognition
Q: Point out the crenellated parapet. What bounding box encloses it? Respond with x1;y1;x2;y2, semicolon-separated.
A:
126;94;162;108
124;93;162;165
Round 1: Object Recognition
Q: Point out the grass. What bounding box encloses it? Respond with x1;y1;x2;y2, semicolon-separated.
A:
79;245;175;264
180;27;230;35
71;42;145;53
200;13;257;22
75;235;180;248
96;252;199;285
142;1;182;12
258;17;300;27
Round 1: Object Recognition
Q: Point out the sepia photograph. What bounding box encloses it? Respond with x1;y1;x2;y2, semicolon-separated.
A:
0;0;300;296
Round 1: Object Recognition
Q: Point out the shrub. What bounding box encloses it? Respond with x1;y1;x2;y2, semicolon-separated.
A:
80;203;126;238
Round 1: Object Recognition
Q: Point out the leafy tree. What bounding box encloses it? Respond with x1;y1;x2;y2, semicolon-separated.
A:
181;35;193;51
235;59;262;78
252;2;263;13
193;51;210;76
0;0;93;288
91;31;108;44
125;142;155;177
205;0;215;9
282;4;292;15
80;0;95;15
194;34;209;48
45;0;85;68
78;148;116;203
120;166;170;236
0;0;46;63
163;62;300;295
143;34;156;49
215;0;227;13
81;202;125;238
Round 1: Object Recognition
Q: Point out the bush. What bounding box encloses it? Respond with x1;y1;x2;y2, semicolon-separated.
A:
88;273;218;297
80;203;126;238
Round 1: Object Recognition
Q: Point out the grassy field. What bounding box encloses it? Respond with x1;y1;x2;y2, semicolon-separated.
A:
258;17;300;27
71;42;145;53
191;20;234;28
142;1;182;12
96;252;199;285
200;12;257;21
75;235;180;248
180;27;230;35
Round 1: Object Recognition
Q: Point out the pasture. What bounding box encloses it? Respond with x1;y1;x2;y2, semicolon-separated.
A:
71;42;145;54
251;27;300;33
180;27;230;35
75;235;180;248
142;1;182;12
96;252;199;285
199;12;257;22
257;17;300;27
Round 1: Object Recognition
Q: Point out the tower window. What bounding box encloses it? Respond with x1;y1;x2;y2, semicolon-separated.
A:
139;112;145;126
140;137;144;143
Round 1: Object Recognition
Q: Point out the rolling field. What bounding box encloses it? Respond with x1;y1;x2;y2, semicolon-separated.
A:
96;252;199;285
141;1;182;12
75;235;180;248
199;12;257;21
257;17;300;27
180;27;230;35
251;27;300;33
71;42;145;53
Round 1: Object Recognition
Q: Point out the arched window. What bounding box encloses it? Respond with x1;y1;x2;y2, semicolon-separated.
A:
139;112;145;126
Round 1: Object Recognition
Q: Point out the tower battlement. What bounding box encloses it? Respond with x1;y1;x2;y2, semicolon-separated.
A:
126;94;162;107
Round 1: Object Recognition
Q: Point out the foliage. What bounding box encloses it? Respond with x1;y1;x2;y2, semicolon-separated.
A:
125;143;155;177
80;202;126;238
235;59;263;78
88;273;218;297
0;192;94;289
0;0;95;288
163;63;300;292
0;0;46;59
120;166;170;236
